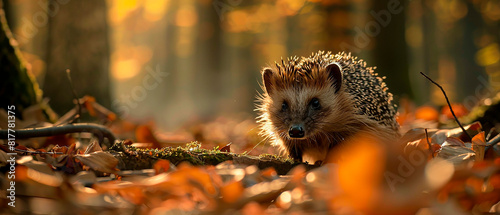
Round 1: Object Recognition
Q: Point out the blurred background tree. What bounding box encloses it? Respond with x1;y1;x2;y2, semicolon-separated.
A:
1;0;499;130
43;0;111;114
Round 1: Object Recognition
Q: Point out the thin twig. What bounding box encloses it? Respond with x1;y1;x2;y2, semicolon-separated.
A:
486;133;500;153
0;123;116;145
14;149;64;155
66;69;82;123
420;72;472;141
486;127;496;141
425;128;434;158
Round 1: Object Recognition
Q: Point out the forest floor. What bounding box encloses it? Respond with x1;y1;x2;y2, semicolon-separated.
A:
1;96;500;215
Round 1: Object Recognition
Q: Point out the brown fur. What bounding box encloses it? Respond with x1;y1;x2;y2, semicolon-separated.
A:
256;51;399;163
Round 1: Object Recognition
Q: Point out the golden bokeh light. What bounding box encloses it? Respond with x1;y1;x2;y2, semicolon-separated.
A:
226;10;250;33
175;6;198;27
476;43;500;67
144;0;169;22
108;0;139;25
112;59;140;80
276;0;306;16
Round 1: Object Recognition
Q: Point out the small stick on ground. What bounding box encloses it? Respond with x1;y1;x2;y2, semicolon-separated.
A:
14;149;64;155
66;69;82;124
425;128;434;158
0;123;116;145
420;72;472;141
486;132;500;153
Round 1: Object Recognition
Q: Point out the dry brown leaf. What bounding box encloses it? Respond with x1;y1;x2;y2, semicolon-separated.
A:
84;139;103;154
442;137;465;147
220;143;231;152
399;128;438;146
432;122;482;144
437;145;475;165
472;132;486;162
404;137;433;160
74;151;118;173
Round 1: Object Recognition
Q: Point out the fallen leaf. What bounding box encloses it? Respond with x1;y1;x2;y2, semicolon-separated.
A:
441;104;468;119
135;125;162;149
154;159;171;175
442;137;465;147
415;105;439;121
75;151;119;173
220;143;231;152
84;139;103;154
437;145;475;165
432;122;482;144
472;132;486;162
221;180;244;203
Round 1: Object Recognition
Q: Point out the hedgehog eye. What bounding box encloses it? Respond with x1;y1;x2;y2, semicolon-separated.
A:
281;101;289;111
310;98;321;110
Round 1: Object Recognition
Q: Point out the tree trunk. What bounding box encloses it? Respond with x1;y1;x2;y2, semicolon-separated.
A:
0;4;56;122
371;0;411;99
43;0;110;115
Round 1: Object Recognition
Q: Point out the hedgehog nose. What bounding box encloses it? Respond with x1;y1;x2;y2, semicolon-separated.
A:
289;125;305;138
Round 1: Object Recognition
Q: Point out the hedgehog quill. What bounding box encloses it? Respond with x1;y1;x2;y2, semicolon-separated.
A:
256;51;399;163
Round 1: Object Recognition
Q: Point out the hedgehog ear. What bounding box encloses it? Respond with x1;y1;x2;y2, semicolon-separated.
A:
326;63;342;93
262;67;275;95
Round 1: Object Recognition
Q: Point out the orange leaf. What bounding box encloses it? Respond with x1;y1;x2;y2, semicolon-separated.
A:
334;134;385;212
221;180;244;203
431;143;441;156
441;104;468;119
472;132;486;145
261;167;277;179
489;174;500;189
415;105;439;121
83;96;97;117
135;125;161;149
154;159;171;175
117;186;145;205
472;132;486;162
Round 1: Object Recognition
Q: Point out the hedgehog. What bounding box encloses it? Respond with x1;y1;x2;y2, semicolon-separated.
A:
256;51;399;163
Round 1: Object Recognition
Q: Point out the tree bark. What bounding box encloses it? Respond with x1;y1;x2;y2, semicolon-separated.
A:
44;0;110;115
0;4;56;122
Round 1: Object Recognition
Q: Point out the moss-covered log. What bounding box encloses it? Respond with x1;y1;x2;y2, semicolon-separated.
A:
110;141;319;175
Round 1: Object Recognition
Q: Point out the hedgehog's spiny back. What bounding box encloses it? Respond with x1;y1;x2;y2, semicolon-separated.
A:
303;51;398;130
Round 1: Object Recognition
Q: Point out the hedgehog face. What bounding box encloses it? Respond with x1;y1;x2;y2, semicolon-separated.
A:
270;87;336;140
261;63;344;140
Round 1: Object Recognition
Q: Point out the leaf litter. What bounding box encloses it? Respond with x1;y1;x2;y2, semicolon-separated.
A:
1;102;500;214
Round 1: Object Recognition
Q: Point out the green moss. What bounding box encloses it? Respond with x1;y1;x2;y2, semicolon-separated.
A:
109;140;305;174
110;141;235;166
258;153;296;164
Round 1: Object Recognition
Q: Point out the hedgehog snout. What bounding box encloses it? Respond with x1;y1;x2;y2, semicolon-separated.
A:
289;124;305;138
